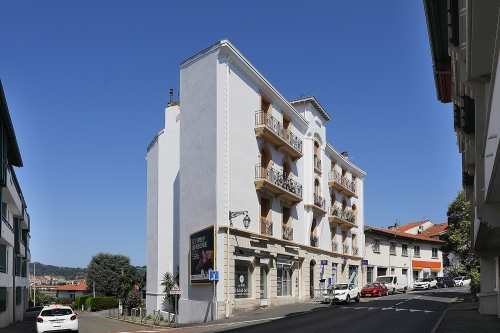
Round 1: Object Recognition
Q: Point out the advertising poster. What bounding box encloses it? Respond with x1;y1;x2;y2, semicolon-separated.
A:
190;226;215;283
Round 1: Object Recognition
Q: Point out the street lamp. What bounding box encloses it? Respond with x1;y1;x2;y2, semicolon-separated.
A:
229;211;251;229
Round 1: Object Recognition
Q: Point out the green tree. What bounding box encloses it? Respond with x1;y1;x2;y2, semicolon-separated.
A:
441;190;480;272
29;289;52;306
115;265;142;301
161;265;179;309
85;253;133;296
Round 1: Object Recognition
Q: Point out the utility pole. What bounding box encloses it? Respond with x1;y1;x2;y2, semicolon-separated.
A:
33;262;36;306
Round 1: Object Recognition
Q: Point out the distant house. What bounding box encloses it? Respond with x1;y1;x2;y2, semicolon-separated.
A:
54;281;88;300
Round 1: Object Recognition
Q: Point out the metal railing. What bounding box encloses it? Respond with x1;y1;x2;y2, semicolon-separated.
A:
314;155;321;170
2;215;13;232
332;242;338;252
283;226;293;241
255;165;303;198
328;170;356;194
310;235;319;247
343;244;350;254
260;218;273;236
313;193;325;210
329;206;356;224
255;111;302;153
352;246;359;256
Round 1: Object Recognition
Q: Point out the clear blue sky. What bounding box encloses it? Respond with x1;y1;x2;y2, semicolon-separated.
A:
0;1;460;268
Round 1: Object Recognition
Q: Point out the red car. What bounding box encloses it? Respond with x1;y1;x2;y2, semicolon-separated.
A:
361;282;389;297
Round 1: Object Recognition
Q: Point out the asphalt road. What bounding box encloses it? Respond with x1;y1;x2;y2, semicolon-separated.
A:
215;287;466;333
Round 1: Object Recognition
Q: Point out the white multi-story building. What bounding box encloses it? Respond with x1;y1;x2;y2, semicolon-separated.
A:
424;0;500;316
364;221;444;289
0;81;31;328
146;40;366;323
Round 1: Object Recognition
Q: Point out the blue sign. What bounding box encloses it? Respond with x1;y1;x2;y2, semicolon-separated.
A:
209;270;219;281
343;257;347;265
320;260;328;266
361;260;368;266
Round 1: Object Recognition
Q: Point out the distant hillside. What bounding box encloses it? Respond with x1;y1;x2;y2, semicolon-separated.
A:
29;263;146;280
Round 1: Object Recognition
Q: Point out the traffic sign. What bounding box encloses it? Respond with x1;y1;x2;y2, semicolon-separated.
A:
209;270;219;281
361;259;368;265
170;283;181;295
320;260;328;266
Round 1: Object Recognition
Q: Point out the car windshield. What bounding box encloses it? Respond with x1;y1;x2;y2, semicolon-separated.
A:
40;308;73;316
417;279;428;282
364;283;378;288
453;277;462;280
331;284;348;290
376;277;392;283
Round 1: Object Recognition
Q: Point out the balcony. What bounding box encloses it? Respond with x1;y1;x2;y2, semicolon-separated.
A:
328;170;356;197
305;193;327;215
260;218;273;236
282;226;293;241
254;111;303;161
1;215;14;246
314;156;321;173
332;241;338;253
255;165;302;204
328;206;356;228
352;246;359;256
343;244;350;255
310;235;319;247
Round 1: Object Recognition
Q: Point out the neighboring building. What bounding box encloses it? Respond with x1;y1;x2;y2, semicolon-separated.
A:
146;39;367;323
54;281;88;301
423;0;500;316
364;221;444;288
0;80;31;328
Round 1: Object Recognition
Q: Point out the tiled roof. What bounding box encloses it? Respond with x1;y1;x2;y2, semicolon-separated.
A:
364;225;444;243
54;281;88;291
422;222;448;237
397;220;428;232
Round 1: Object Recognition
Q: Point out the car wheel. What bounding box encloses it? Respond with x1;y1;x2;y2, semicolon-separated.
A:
345;295;350;304
427;285;430;290
403;288;406;293
355;293;360;303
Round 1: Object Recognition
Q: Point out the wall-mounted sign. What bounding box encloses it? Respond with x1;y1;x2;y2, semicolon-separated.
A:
190;225;216;283
361;260;368;266
320;260;328;266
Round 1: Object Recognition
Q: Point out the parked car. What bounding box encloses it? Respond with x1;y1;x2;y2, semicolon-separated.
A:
324;283;360;304
413;277;438;290
375;275;408;294
36;305;78;333
454;276;471;286
26;306;44;318
437;276;455;288
361;282;389;297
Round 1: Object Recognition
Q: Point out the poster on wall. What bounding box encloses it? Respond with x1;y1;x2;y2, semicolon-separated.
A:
190;225;216;283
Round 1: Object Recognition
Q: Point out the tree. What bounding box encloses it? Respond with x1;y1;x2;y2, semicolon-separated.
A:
85;253;134;296
161;265;179;309
30;289;52;306
440;190;480;272
115;265;142;301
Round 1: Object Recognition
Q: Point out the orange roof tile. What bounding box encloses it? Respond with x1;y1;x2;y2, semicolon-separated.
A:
421;222;448;237
397;220;428;232
364;225;444;243
54;281;88;291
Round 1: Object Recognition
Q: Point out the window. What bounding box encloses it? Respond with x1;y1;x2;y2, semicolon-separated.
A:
0;245;6;273
15;257;21;276
402;244;408;256
367;267;373;283
373;239;380;253
414;245;420;257
277;263;292;296
432;247;438;258
0;287;6;312
235;260;252;299
390;242;396;255
402;269;407;277
16;286;21;305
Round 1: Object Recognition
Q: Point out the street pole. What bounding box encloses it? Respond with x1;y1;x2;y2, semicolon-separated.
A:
175;295;178;328
33;262;36;306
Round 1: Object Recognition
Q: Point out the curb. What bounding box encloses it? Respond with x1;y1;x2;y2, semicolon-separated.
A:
430;296;459;333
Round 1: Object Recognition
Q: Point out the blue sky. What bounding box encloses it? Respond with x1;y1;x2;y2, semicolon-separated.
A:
0;1;460;268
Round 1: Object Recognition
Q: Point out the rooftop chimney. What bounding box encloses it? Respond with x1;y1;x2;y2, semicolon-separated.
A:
341;151;348;158
168;88;179;106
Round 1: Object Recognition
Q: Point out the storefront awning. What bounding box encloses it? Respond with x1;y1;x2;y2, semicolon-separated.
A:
412;260;441;271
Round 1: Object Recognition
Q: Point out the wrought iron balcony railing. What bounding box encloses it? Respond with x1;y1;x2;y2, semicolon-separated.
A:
2;215;13;232
283;226;293;241
255;111;303;153
260;218;273;236
328;170;356;195
332;241;338;253
310;235;319;247
313;193;325;210
352;246;359;256
314;155;321;171
343;244;350;254
329;206;356;224
255;165;303;198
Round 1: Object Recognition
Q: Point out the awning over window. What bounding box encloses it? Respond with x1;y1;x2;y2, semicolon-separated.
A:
412;260;441;271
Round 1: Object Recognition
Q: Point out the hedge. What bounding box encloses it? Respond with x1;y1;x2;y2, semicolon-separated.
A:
75;295;92;308
84;296;118;311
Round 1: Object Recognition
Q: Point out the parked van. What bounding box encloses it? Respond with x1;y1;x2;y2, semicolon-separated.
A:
375;275;408;294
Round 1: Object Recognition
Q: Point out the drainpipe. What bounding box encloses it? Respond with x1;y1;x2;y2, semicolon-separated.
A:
225;228;230;318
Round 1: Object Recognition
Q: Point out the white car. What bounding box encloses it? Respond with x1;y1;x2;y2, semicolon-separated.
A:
324;283;360;304
454;276;471;286
413;278;438;290
36;305;78;333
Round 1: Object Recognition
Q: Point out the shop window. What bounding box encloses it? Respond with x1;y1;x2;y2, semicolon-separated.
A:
277;263;292;296
413;270;419;282
235;260;252;299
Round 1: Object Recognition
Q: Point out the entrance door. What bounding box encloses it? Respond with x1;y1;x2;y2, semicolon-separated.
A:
260;266;268;305
310;260;315;298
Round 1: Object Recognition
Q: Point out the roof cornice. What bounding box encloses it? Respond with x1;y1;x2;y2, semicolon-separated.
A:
289;96;331;121
326;142;366;177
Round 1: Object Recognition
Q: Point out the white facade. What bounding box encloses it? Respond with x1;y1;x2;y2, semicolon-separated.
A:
146;40;366;323
424;0;500;316
0;81;31;328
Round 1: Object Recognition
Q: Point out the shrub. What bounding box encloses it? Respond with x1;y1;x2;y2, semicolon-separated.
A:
124;291;141;309
54;297;73;305
85;296;105;311
102;296;118;309
76;295;92;308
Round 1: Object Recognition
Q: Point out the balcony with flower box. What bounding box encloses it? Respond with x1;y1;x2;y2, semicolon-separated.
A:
328;170;356;197
314;156;321;174
255;165;302;204
328;206;356;228
305;193;327;215
310;235;319;247
282;226;293;241
254;111;303;161
260;218;273;236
